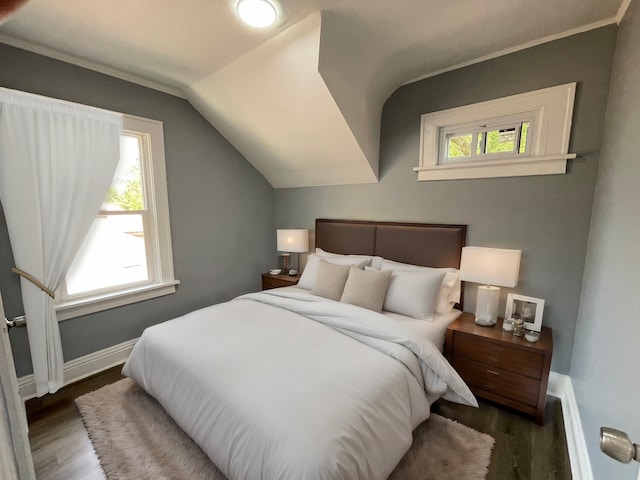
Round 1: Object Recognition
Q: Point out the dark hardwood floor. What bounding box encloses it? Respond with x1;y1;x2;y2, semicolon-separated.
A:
431;397;571;479
26;365;572;479
26;366;124;480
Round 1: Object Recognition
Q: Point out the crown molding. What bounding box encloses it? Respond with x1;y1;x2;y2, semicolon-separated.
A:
405;17;618;86
0;34;186;98
616;0;633;24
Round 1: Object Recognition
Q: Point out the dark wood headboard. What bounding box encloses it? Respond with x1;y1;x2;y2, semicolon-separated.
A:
315;219;467;269
315;219;467;308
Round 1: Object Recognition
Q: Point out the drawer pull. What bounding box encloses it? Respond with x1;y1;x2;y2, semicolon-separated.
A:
486;369;501;376
489;346;504;352
483;383;496;390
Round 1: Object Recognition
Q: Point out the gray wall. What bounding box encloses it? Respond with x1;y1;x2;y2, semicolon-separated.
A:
571;2;640;478
0;44;276;377
276;26;617;374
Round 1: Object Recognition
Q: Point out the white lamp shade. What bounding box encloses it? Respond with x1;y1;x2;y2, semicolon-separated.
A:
459;246;521;288
276;229;309;253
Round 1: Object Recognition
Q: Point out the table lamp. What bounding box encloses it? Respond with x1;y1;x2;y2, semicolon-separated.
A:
460;246;521;326
276;229;309;275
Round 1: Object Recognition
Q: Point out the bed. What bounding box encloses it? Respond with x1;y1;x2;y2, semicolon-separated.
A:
122;219;477;480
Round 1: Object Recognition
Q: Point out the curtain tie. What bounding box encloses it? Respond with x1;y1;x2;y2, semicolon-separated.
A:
11;268;55;299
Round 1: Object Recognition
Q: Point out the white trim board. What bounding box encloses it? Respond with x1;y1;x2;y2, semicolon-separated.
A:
17;337;138;401
617;0;634;24
416;83;577;181
548;372;594;480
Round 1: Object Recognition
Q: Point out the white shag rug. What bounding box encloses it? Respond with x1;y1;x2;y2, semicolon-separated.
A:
76;378;494;480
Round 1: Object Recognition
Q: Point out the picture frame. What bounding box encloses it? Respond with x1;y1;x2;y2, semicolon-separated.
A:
505;293;545;332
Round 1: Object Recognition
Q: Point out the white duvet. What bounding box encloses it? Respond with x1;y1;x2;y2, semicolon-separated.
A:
123;290;477;480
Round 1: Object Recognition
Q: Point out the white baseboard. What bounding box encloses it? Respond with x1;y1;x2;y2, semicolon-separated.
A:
18;337;138;401
548;371;593;480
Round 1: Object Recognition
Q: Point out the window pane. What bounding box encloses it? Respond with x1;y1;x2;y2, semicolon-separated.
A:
519;122;529;154
66;214;149;295
103;135;145;211
485;128;516;154
477;132;486;155
447;134;472;158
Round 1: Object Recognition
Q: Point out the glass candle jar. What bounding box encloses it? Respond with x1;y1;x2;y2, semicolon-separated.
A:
502;317;515;332
513;317;525;337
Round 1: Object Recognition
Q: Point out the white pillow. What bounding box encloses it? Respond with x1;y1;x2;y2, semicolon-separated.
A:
340;267;392;312
315;248;372;261
382;269;447;319
380;259;461;314
298;254;370;290
316;248;383;269
370;256;385;269
439;270;461;313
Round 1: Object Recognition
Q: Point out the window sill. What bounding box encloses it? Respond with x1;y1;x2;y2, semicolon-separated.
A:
55;280;180;321
414;154;577;181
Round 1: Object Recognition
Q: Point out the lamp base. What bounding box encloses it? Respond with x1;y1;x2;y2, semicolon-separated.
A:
474;318;496;327
280;253;290;271
474;285;500;326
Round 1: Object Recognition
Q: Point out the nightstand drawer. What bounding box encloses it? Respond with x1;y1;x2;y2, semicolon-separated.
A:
452;356;540;407
261;273;299;290
452;333;544;379
446;313;553;425
262;277;290;290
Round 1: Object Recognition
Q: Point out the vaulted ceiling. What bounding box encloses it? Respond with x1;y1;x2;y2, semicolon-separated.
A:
0;0;627;188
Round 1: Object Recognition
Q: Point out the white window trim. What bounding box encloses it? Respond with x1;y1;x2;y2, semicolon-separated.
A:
415;83;577;181
55;113;178;321
56;281;180;321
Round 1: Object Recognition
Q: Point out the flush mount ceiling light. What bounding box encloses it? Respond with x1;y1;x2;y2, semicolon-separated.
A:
237;0;277;28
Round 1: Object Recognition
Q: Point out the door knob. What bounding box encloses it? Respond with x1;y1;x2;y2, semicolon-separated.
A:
600;427;640;464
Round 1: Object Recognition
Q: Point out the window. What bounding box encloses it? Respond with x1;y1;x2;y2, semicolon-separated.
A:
415;83;577;181
440;112;534;165
56;114;178;320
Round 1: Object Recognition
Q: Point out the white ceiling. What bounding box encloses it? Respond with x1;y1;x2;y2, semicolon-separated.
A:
0;0;626;187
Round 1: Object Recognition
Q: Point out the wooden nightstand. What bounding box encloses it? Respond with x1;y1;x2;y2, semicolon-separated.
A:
445;312;553;425
261;272;300;290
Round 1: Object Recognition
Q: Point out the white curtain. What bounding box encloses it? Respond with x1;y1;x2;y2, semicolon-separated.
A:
0;88;122;396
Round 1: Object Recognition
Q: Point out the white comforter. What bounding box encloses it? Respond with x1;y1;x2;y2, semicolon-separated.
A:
123;290;477;480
